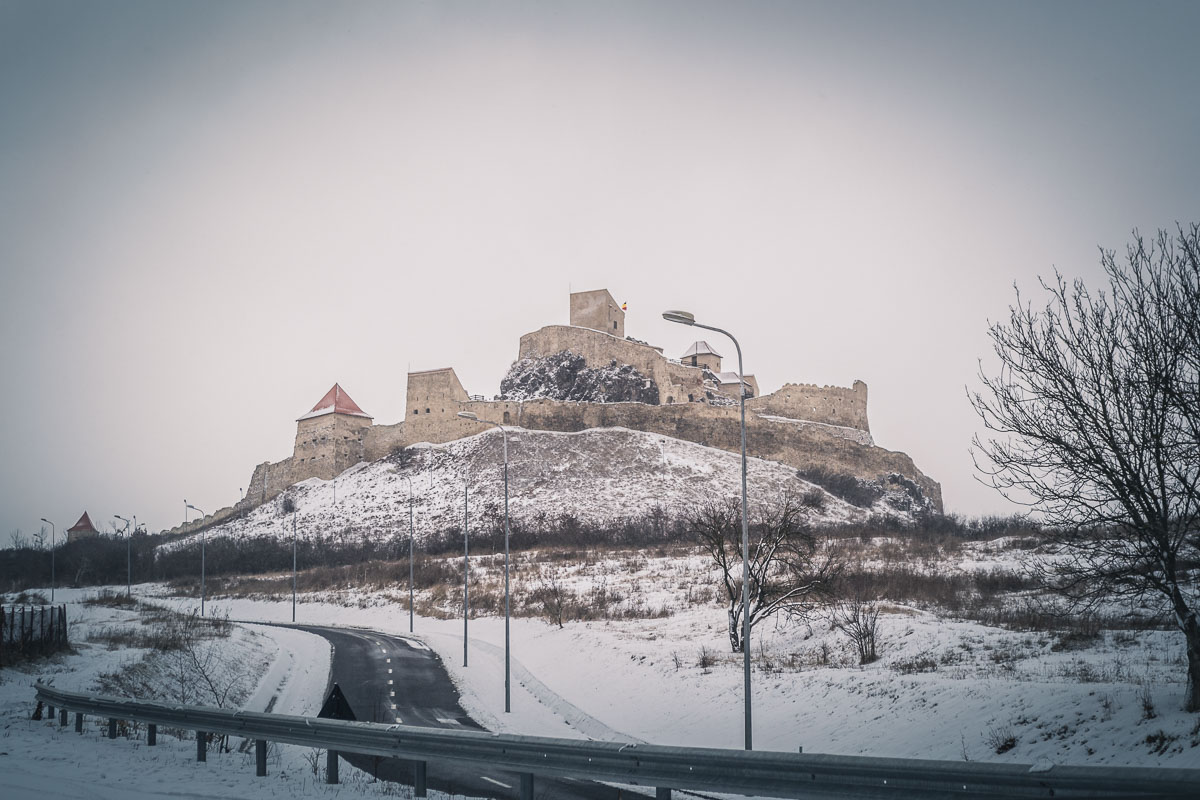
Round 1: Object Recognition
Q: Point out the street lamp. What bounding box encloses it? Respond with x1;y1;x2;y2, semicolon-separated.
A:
291;502;298;623
458;410;513;712
39;518;55;603
663;308;754;750
186;502;206;615
114;515;132;597
462;472;470;668
405;476;415;633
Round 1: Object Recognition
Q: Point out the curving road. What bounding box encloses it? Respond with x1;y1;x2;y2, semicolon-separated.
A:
299;625;652;800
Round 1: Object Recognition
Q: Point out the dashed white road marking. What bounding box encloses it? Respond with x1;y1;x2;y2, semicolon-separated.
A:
388;668;392;674
388;679;393;685
480;777;511;789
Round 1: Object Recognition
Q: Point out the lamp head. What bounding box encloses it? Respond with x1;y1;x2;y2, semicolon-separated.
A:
457;411;479;421
115;514;128;522
662;310;696;326
40;517;50;524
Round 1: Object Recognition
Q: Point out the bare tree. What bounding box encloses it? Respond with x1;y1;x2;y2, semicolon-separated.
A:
971;224;1200;710
692;492;837;653
831;598;882;665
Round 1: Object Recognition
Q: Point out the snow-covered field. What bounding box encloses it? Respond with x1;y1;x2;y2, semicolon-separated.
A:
5;534;1199;799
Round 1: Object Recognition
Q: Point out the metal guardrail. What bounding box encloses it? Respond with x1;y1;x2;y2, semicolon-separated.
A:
35;683;1200;799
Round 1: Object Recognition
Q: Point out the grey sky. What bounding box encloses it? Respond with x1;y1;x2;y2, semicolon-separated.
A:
2;1;1198;539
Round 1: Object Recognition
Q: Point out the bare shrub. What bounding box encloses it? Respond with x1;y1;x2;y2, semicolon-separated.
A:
830;598;883;665
1142;684;1158;720
986;723;1017;754
697;645;717;672
529;568;568;628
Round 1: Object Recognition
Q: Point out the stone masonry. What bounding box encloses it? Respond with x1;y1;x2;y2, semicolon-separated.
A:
159;288;941;537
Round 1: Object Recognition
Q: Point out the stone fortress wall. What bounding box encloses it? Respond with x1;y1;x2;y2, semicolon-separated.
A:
158;288;939;538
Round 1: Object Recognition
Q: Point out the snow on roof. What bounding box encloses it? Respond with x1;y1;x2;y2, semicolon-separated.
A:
716;371;749;385
681;340;722;359
297;383;372;421
67;511;97;533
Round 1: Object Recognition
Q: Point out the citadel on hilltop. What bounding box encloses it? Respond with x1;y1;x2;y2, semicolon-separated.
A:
166;289;940;537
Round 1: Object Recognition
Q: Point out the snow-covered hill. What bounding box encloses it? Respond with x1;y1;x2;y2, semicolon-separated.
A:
161;427;896;553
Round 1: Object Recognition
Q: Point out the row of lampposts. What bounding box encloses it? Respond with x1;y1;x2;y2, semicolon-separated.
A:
241;309;743;735
32;308;750;744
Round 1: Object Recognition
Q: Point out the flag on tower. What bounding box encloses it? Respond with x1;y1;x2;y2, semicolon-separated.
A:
621;302;627;311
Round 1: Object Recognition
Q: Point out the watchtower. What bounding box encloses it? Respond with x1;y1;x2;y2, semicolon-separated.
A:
66;512;98;544
292;384;373;481
569;289;625;338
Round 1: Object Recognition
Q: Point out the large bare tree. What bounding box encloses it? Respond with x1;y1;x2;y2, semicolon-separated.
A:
971;224;1200;709
692;492;837;653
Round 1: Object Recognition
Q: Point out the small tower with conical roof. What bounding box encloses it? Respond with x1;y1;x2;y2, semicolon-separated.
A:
66;512;99;544
291;383;373;482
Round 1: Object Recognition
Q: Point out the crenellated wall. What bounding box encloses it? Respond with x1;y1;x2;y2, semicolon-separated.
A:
202;291;942;537
748;380;869;432
519;325;709;405
248;457;296;506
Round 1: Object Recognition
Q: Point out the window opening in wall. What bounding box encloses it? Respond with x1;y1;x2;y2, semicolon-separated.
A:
503;411;511;424
426;408;430;414
667;396;674;404
688;394;694;402
412;409;418;415
613;321;618;329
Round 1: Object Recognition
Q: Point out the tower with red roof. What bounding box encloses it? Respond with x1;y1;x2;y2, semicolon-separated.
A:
66;511;99;543
291;383;373;482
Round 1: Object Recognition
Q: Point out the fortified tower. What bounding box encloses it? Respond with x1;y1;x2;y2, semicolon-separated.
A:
570;288;625;338
291;384;373;481
66;511;98;543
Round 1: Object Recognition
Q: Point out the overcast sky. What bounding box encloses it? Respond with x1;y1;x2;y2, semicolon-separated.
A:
2;0;1198;539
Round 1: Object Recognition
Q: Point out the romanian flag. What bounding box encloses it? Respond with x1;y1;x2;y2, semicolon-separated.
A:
621;302;627;311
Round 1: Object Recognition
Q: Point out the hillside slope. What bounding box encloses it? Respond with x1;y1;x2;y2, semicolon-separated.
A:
161;427;908;552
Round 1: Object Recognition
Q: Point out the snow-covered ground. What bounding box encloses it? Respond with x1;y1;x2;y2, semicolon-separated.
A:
160;428;908;557
0;588;454;799
5;534;1199;799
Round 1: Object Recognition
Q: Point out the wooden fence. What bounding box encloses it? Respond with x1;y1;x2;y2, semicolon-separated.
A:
1;605;68;667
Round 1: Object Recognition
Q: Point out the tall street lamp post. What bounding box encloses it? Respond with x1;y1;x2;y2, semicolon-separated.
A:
462;474;469;668
291;503;298;623
114;515;132;596
663;308;753;750
458;411;512;712
186;502;206;615
406;476;415;633
39;518;55;603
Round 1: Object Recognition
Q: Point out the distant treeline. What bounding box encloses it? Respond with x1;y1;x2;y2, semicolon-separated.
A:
0;508;1041;593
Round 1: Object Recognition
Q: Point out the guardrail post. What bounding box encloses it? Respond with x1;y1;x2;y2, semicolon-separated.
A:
108;718;117;739
520;772;533;800
59;708;67;727
196;731;206;762
326;750;339;784
255;740;267;776
414;761;426;797
148;724;156;746
74;712;82;733
656;789;672;799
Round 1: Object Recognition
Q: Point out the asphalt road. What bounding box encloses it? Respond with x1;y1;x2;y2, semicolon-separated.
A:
298;625;653;800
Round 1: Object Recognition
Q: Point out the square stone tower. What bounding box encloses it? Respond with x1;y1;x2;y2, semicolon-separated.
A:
292;384;373;481
570;288;625;338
